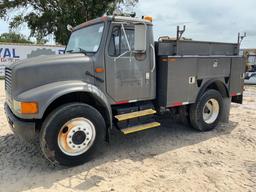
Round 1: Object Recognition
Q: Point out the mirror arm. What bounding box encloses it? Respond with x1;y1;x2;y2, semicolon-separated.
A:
114;50;131;62
121;23;131;51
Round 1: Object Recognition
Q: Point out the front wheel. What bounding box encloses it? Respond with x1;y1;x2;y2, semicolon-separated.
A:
189;89;223;131
39;103;106;166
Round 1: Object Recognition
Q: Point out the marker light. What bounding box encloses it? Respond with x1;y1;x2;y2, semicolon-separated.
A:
144;16;153;22
95;68;105;73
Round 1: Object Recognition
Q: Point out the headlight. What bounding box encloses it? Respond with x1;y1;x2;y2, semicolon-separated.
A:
13;100;38;114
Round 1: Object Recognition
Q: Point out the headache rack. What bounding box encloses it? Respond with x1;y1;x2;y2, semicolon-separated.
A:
156;25;240;57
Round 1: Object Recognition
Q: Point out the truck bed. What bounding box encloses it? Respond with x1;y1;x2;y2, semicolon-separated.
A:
155;40;244;107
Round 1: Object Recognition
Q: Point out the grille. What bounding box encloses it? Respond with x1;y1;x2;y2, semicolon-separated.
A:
5;67;12;94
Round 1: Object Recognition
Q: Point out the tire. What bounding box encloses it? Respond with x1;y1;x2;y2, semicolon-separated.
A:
189;89;223;131
39;103;106;166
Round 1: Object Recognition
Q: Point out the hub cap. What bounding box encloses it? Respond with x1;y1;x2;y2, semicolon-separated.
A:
203;99;220;124
58;117;96;156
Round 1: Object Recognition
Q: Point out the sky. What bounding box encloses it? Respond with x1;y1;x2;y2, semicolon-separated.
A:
0;0;255;48
134;0;256;48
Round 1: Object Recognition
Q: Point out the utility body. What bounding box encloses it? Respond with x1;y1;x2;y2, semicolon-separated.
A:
4;16;244;166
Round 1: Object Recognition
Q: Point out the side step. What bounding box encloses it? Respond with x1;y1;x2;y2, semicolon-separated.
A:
121;122;161;135
115;109;156;121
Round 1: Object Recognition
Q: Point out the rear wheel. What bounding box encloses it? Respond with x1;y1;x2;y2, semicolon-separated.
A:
39;103;105;166
189;89;223;131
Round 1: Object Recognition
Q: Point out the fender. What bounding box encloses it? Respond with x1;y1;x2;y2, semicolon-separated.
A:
196;78;229;102
16;80;112;129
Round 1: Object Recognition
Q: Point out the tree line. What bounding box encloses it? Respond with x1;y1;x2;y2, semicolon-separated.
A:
0;0;138;45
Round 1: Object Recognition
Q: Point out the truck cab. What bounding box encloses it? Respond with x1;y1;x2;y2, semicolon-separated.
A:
4;16;244;166
64;16;156;103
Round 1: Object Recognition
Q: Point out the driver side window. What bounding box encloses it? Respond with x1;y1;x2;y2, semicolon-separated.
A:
109;26;134;56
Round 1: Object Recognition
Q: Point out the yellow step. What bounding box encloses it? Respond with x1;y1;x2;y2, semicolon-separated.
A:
121;122;161;135
115;109;157;121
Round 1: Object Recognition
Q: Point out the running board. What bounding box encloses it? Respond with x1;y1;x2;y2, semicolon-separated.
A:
121;122;161;135
115;109;157;121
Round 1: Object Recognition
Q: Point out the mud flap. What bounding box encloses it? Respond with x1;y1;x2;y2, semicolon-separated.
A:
220;97;231;123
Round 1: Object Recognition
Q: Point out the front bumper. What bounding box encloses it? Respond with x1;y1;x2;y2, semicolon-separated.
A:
4;103;36;142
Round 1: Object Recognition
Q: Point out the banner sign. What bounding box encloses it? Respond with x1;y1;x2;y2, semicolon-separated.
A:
0;43;65;77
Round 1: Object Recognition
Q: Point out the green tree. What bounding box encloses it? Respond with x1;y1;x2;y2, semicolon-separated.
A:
0;0;138;45
0;32;32;43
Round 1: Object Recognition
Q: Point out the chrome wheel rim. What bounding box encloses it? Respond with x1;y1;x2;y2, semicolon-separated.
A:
57;117;96;156
203;99;220;124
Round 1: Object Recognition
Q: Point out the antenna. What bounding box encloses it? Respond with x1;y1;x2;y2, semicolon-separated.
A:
176;25;186;40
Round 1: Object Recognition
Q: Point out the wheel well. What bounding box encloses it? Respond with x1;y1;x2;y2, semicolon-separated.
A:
205;81;229;98
39;92;110;131
196;80;229;103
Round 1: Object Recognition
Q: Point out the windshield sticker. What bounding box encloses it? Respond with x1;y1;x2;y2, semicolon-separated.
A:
93;45;99;52
98;26;104;33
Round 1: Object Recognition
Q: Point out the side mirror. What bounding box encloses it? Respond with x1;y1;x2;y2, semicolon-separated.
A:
134;24;147;53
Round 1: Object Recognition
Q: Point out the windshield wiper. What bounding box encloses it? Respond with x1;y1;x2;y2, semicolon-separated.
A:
66;48;88;55
78;47;88;55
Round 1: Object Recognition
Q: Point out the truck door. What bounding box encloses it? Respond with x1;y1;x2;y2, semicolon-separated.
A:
105;24;155;103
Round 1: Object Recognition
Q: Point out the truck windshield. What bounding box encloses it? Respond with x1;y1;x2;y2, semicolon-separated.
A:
66;23;104;53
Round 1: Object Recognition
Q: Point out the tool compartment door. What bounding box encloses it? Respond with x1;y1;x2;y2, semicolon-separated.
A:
157;57;198;107
197;57;231;79
157;56;232;107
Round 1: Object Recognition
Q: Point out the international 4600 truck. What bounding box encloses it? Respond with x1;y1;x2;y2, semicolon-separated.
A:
4;16;244;166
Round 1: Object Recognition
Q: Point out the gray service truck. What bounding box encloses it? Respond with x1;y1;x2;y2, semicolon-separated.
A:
4;16;244;166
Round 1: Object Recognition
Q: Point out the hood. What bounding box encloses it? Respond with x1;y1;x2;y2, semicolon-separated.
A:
9;53;88;68
9;53;94;96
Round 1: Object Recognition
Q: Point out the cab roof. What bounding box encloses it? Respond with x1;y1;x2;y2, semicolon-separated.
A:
73;16;152;31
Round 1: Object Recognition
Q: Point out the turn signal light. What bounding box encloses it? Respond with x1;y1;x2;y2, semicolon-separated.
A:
14;100;38;114
21;102;38;114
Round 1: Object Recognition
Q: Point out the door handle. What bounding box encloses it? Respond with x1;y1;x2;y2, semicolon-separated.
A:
150;44;156;73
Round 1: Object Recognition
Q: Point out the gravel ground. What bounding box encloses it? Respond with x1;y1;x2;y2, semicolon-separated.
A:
0;80;255;192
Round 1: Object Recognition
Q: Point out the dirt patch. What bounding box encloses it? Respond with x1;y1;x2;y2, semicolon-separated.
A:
0;81;255;192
